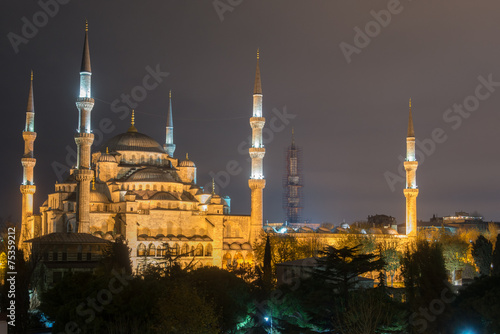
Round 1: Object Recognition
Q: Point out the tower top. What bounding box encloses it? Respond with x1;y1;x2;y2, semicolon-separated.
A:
167;90;173;127
128;110;138;132
80;20;91;73
254;49;262;94
212;178;216;195
407;98;415;137
291;127;295;147
27;70;34;113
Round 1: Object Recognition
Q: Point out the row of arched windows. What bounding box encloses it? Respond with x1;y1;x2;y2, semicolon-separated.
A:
122;154;168;166
121;184;180;192
222;252;253;269
137;243;213;257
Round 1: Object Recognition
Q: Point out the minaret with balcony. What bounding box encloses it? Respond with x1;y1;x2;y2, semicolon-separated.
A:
74;21;95;233
404;99;419;237
248;50;266;241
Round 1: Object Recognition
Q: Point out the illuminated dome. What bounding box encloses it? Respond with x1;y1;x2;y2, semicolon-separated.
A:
98;152;117;163
179;153;195;167
126;167;180;182
101;131;165;154
383;228;399;235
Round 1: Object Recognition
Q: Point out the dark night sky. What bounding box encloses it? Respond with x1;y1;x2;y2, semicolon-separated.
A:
1;1;499;226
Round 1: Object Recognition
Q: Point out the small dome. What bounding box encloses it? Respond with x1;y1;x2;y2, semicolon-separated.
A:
241;243;252;250
230;242;241;250
98;153;117;163
179;153;196;167
383;228;399;235
126;168;180;182
368;227;383;234
90;189;109;203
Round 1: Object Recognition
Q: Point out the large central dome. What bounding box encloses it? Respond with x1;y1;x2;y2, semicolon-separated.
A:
101;131;165;153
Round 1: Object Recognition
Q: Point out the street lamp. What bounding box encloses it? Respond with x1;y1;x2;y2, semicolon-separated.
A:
264;315;273;332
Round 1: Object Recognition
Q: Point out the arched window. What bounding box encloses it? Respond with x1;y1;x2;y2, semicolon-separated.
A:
205;244;213;257
181;243;189;256
157;244;166;257
195;244;204;256
222;253;232;269
234;253;244;267
146;184;150;190
148;244;156;257
137;243;146;256
245;252;253;264
172;243;180;256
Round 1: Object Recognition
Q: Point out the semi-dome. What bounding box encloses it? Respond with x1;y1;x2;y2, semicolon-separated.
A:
179;153;195;167
98;152;117;163
101;131;165;154
90;189;109;203
126;167;181;182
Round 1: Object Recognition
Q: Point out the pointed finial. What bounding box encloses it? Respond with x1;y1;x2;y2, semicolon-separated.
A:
254;49;262;94
128;110;138;132
80;20;91;73
27;70;34;113
92;176;96;190
186;152;189;160
169;90;172;99
106;147;109;154
212;178;216;195
291;127;295;146
407;98;415;137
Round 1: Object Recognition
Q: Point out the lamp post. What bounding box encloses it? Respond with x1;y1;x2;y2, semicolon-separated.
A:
264;316;273;332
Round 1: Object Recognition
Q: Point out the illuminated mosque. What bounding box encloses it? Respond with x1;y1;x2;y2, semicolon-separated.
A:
18;25;418;279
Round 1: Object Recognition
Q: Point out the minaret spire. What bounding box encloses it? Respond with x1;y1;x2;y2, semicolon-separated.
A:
248;49;266;241
408;98;415;137
164;90;176;156
404;99;419;237
80;19;91;74
74;21;95;233
20;71;38;249
254;49;262;95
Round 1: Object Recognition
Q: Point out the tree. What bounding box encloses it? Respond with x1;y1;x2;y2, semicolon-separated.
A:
492;234;500;277
449;275;500;333
188;266;254;333
401;241;449;334
337;289;407;334
263;234;272;291
472;235;493;276
441;234;469;282
381;246;402;287
98;237;132;275
154;282;219;333
312;244;385;308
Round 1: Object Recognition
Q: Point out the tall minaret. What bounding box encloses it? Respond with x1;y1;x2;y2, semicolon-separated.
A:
74;21;95;233
164;90;176;157
404;99;418;237
248;49;266;241
19;71;37;249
